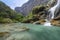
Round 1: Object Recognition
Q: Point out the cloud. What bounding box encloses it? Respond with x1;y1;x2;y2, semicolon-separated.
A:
0;0;28;9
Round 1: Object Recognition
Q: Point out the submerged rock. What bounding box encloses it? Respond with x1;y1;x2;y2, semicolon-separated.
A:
14;27;29;32
0;32;10;37
0;32;10;40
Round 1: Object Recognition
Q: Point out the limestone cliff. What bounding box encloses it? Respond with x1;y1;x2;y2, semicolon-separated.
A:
15;0;50;16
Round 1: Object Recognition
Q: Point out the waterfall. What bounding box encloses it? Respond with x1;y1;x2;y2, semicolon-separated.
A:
48;0;60;20
44;0;60;26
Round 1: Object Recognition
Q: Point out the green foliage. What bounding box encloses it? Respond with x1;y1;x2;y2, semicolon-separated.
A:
32;5;49;14
14;13;24;22
0;1;23;23
0;17;13;23
22;12;33;22
31;5;49;19
24;5;48;19
22;5;50;23
24;12;33;20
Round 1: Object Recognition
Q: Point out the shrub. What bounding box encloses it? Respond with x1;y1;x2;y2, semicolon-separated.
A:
0;18;13;23
32;5;46;14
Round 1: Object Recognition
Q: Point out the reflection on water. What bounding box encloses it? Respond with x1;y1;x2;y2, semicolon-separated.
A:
0;23;60;40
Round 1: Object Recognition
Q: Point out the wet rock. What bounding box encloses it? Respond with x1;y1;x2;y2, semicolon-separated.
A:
39;19;46;24
33;19;46;24
51;19;60;26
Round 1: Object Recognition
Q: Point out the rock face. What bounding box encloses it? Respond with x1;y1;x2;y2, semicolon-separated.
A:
50;0;60;26
51;14;60;26
22;5;49;24
15;0;50;16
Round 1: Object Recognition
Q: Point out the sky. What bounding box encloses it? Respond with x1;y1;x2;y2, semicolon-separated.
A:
0;0;29;9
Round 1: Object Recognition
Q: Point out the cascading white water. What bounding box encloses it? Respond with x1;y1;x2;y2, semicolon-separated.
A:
44;0;60;26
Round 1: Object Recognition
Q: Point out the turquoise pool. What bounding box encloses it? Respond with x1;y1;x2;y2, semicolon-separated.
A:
0;23;60;40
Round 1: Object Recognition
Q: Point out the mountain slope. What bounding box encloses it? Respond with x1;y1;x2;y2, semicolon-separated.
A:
0;1;23;23
15;0;50;16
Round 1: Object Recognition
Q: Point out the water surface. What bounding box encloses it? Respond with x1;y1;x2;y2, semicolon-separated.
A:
0;23;60;40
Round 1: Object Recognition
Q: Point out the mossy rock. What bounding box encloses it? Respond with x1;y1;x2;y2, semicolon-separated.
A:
51;20;60;26
39;19;46;24
32;5;49;14
51;16;60;26
33;19;46;24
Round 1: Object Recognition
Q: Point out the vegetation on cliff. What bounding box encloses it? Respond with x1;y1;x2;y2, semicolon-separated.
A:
0;1;23;23
22;5;49;24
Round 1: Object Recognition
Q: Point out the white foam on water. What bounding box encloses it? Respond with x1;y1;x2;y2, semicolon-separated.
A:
44;22;51;26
